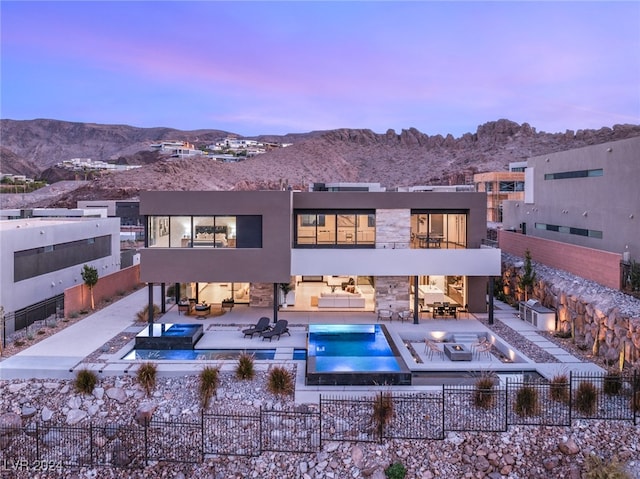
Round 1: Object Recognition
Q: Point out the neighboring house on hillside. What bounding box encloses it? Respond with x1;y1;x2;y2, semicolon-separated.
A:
150;141;203;158
473;170;525;223
138;188;500;323
500;136;640;290
0;211;121;337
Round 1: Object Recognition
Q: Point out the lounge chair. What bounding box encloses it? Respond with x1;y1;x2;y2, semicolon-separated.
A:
261;320;290;341
242;317;271;338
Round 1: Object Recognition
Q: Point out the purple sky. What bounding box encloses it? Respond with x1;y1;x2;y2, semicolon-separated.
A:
2;1;639;137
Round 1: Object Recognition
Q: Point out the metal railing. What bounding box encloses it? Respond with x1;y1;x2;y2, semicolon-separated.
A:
2;372;637;469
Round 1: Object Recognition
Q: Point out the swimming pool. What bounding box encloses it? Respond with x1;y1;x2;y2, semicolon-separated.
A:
306;324;411;386
122;348;307;361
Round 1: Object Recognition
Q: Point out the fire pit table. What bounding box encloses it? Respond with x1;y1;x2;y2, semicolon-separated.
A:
443;343;472;361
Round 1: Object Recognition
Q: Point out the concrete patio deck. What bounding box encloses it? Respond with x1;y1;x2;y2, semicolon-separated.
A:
0;286;604;403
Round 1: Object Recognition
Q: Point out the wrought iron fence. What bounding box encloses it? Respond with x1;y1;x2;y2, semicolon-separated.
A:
2;373;637;469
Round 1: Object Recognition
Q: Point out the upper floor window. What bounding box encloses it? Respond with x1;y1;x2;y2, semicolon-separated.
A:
148;215;262;248
544;169;603;180
499;181;524;192
294;210;375;248
411;211;467;249
535;222;602;239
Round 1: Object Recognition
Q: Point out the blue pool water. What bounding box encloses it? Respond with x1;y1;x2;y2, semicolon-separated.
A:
307;324;402;373
122;348;307;361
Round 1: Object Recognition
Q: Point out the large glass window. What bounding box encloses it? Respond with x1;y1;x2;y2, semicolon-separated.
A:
411;211;467;249
148;215;260;248
294;210;375;247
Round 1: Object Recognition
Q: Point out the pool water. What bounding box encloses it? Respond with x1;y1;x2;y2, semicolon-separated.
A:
306;324;411;385
122;348;307;361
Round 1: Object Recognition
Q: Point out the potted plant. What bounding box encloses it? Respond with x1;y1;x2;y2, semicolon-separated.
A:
279;283;292;308
222;297;234;310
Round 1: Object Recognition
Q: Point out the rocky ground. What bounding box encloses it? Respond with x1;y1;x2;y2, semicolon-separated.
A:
2;281;640;478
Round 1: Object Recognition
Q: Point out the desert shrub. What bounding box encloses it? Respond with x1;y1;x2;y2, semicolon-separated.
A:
574;381;598;415
473;374;497;409
267;366;294;396
136;362;158;396
584;454;631;479
117;290;126;297
603;371;622;396
135;304;161;323
235;352;255;380
199;365;220;409
554;330;572;339
549;373;570;404
385;461;407;479
514;384;539;417
74;368;98;395
373;392;394;436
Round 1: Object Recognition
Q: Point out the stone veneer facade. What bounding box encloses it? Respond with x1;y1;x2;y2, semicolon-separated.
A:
374;209;412;311
501;254;640;368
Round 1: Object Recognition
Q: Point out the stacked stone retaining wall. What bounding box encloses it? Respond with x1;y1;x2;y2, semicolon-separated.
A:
501;253;640;368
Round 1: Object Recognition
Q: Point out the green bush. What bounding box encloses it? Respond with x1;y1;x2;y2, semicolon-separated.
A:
267;366;294;396
514;384;539;417
136;362;158;397
385;461;407;479
235;352;255;380
74;368;98;395
199;366;220;409
575;381;598;415
549;373;570;404
473;374;497;409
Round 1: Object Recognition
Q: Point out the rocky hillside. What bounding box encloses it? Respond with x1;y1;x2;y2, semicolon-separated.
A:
1;118;639;208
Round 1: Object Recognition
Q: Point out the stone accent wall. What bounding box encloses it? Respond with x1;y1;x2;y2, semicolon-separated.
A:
375;276;411;312
376;209;410;248
249;283;275;308
501;254;640;368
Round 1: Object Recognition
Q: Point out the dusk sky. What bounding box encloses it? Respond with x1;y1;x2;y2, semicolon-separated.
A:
2;1;639;137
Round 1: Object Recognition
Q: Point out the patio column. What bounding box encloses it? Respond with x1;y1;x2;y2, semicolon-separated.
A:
174;283;180;303
488;277;494;325
160;283;166;313
273;283;278;324
413;275;419;324
148;282;154;325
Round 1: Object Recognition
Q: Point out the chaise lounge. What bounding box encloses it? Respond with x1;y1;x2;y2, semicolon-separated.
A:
242;317;271;338
261;320;290;341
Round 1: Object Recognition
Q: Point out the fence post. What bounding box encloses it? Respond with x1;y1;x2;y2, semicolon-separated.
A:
505;377;509;430
568;371;573;425
259;405;263;455
319;394;323;450
441;385;446;438
36;422;40;460
144;423;148;466
90;423;93;467
200;409;205;463
631;370;638;425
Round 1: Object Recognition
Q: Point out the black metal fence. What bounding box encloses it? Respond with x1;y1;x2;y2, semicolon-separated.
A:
2;372;637;470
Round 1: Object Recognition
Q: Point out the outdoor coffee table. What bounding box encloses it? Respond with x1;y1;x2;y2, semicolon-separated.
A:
443;343;472;361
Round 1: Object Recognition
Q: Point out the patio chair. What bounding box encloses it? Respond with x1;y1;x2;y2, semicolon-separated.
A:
398;309;412;322
261;320;290;341
377;309;393;322
475;341;492;360
470;336;487;353
242;316;272;338
423;339;443;360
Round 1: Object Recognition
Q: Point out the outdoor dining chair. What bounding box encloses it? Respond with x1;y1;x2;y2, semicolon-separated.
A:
377;309;393;322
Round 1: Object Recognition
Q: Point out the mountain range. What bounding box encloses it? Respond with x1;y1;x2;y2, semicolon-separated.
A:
1;118;639;208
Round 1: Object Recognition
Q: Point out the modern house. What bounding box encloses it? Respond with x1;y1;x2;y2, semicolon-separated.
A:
139;189;501;322
0;212;121;336
473;171;525;223
500;136;640;289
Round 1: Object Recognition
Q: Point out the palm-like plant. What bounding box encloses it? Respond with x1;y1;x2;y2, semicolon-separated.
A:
81;265;99;310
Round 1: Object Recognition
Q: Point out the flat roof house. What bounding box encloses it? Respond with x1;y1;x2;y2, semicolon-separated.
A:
139;189;501;322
